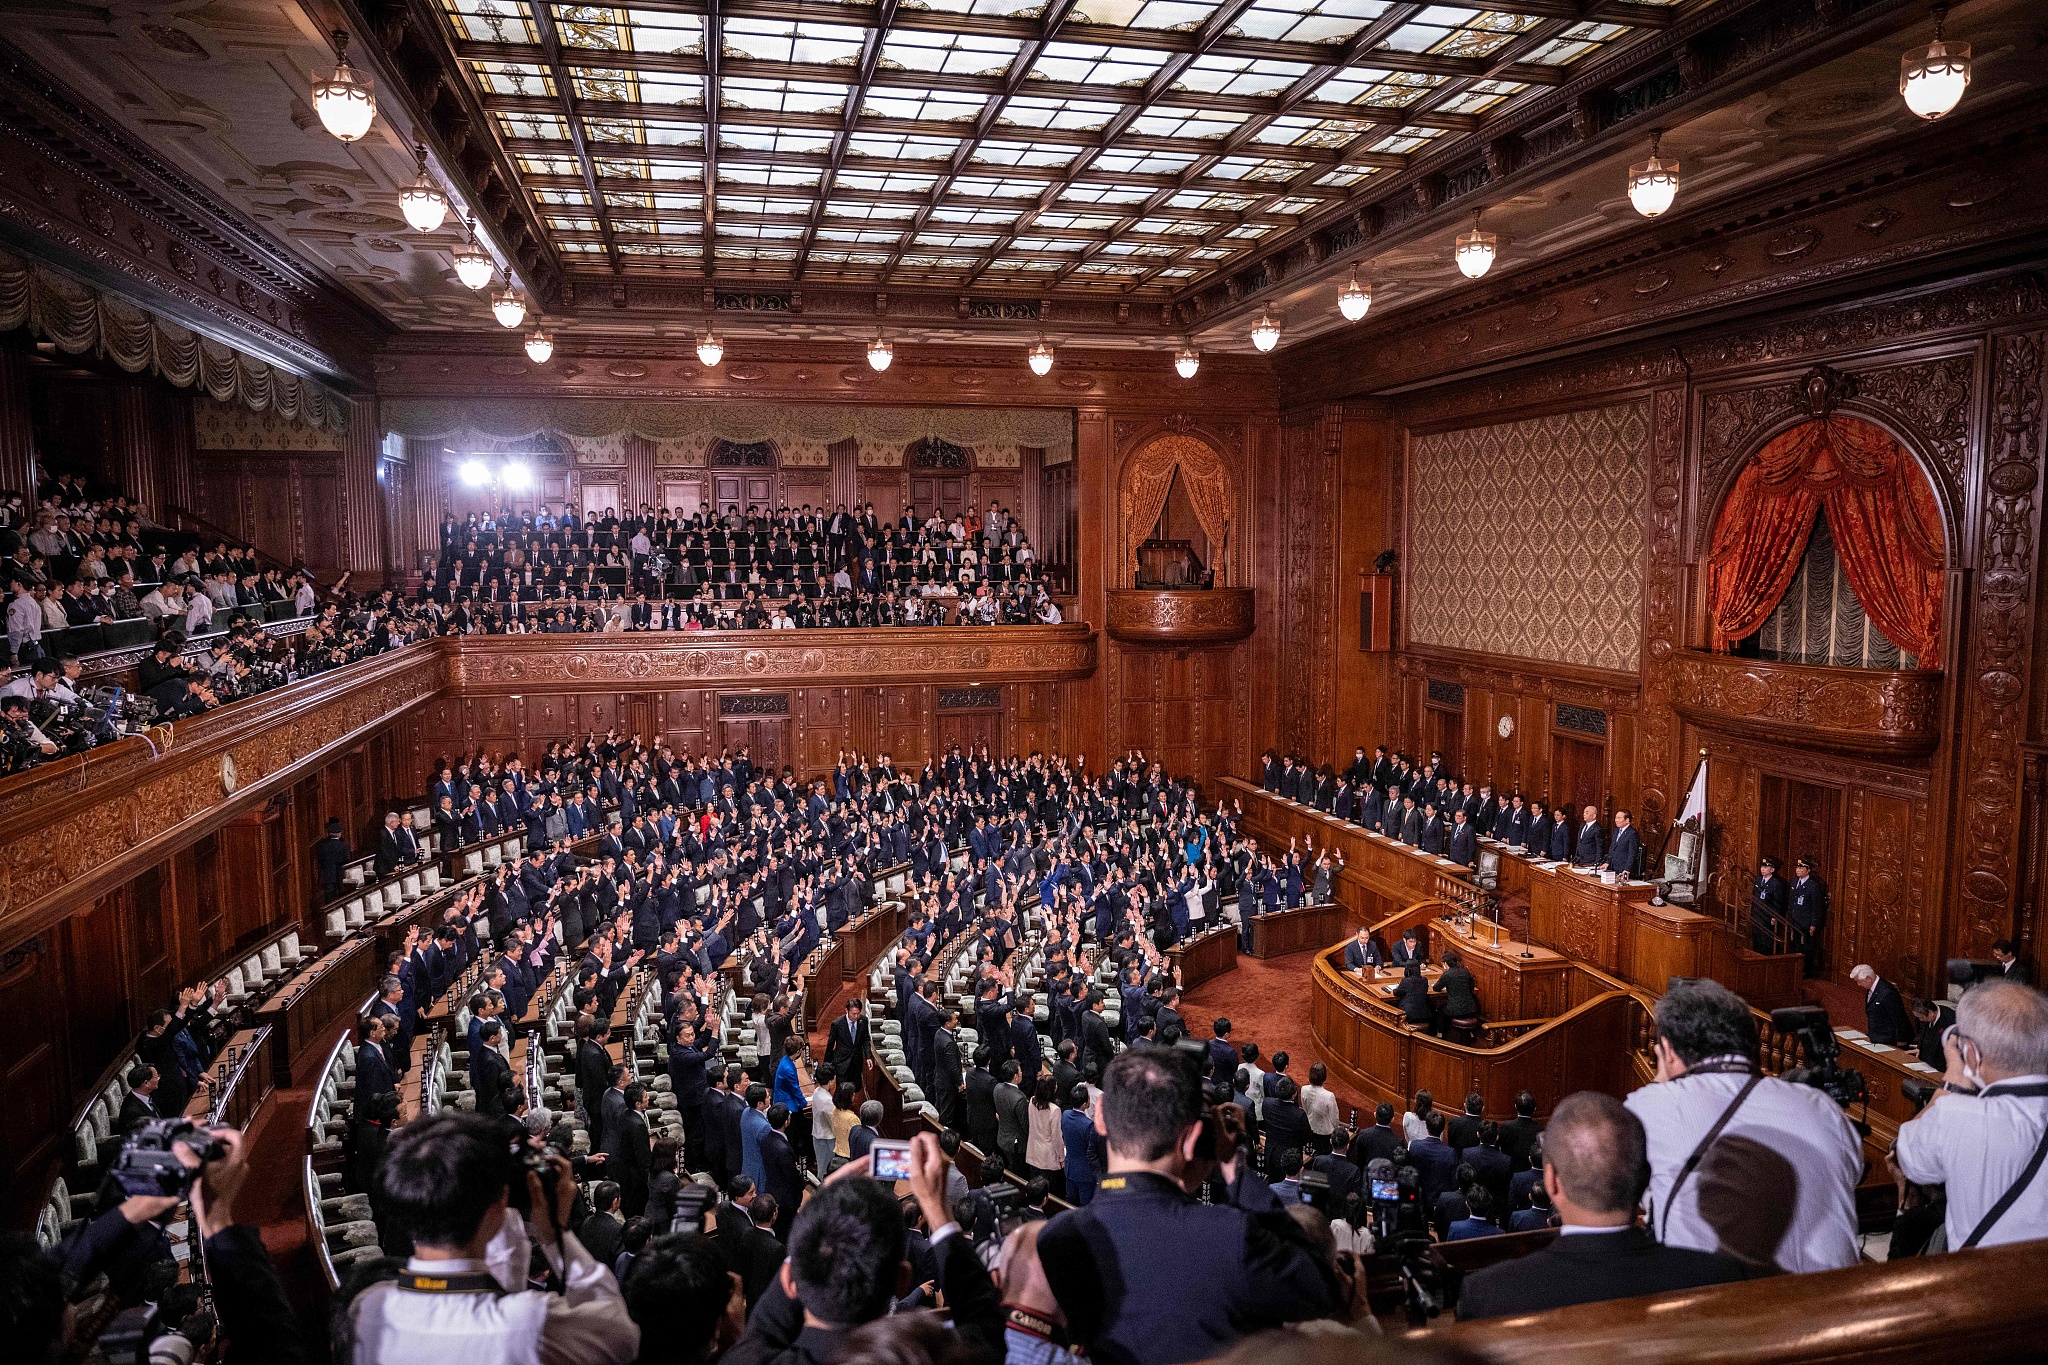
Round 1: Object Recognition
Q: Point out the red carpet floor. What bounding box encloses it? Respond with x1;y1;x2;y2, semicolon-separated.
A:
1182;949;1377;1119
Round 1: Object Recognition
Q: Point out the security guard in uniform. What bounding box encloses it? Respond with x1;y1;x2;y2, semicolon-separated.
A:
1035;1047;1335;1365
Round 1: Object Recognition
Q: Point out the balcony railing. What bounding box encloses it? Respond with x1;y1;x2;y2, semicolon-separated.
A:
1668;648;1943;758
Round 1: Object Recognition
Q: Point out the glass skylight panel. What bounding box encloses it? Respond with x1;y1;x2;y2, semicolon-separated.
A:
1437;86;1515;115
1253;115;1366;149
1366;131;1435;154
722;127;835;156
1178;55;1312;99
618;242;701;256
720;19;867;65
546;214;602;231
831;200;921;220
1032;43;1173;87
839;170;942;194
1000;96;1121;133
1092;149;1197;175
949;176;1045;199
972;142;1078;169
1034;212;1119;232
560;240;608;253
1154;265;1196;277
716;193;814;215
1188;246;1235;259
499;113;570;141
864;90;986;123
442;0;536;46
1522;21;1629;66
718;221;807;239
588;71;701;105
817;227;908;244
1378;7;1538;59
1314;68;1443;107
1210;155;1310;181
721;79;845;115
589;7;700;52
1081;0;1224;29
1224;222;1274;238
881;30;1022;77
471;63;556;97
1236;0;1390;45
847;133;962;161
1167;188;1257;211
1012;238;1087;254
608;189;699;210
1097;241;1177;256
1268;197;1323;214
1060;183;1153;206
931;204;1026;225
914;230;1001;249
1134;217;1207;234
1313;167;1374;187
1072;259;1146;275
535;187;594;206
1131;106;1246;140
718;166;821;187
898;254;980;269
571;70;638;102
609;215;657;232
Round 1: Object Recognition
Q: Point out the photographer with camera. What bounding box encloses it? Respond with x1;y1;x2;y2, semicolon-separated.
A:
347;1109;640;1365
1891;979;2048;1251
1626;980;1862;1274
1034;1046;1334;1365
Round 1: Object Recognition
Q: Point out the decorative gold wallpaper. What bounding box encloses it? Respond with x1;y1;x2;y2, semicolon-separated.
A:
1408;400;1650;674
194;397;343;452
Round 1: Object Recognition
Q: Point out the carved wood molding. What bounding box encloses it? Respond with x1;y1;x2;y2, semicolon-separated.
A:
447;626;1098;692
1668;651;1945;759
1105;589;1255;646
1396;643;1642;715
0;645;448;950
1637;384;1688;838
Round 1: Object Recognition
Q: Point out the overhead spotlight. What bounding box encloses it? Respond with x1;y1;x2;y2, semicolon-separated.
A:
490;286;526;328
867;336;894;372
1175;345;1200;380
1455;210;1497;280
458;458;489;487
1250;311;1279;353
312;30;376;142
452;218;493;290
1027;338;1054;376
1901;3;1970;120
1337;271;1371;322
696;332;725;366
400;143;449;232
1627;131;1680;218
524;327;554;364
501;460;534;492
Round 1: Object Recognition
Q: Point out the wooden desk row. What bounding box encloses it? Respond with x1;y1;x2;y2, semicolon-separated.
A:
1248;901;1346;959
255;935;381;1088
1167;922;1238;990
1222;779;1802;1005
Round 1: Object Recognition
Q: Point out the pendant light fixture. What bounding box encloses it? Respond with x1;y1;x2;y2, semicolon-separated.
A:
399;143;449;233
867;336;894;372
1626;131;1680;218
1454;210;1497;280
524;326;554;364
1027;338;1054;376
1337;271;1371;322
312;30;376;143
1174;344;1200;380
696;331;725;367
1250;311;1279;353
452;216;493;290
490;286;526;329
1900;3;1970;120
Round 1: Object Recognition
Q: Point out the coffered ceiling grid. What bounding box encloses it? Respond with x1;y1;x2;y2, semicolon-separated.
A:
438;0;1683;296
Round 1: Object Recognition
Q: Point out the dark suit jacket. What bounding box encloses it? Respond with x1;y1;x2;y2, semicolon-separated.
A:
1864;978;1912;1045
932;1028;965;1121
1500;1116;1543;1171
964;1067;1000;1154
1604;825;1641;879
1407;1136;1459;1208
1262;1100;1313;1171
758;1128;802;1217
824;1015;871;1079
1456;1226;1750;1321
1349;1124;1401;1169
118;1090;161;1133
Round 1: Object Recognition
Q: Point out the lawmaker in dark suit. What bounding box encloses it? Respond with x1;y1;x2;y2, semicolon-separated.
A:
931;1015;966;1130
1341;926;1385;971
1393;961;1435;1028
1991;939;2030;985
1852;964;1913;1045
118;1064;162;1132
470;1019;515;1117
354;1022;398;1111
757;1111;803;1239
824;999;872;1085
603;1084;654;1221
1457;1092;1748;1321
1572;806;1605;868
964;1054;1001;1155
1603;810;1640;879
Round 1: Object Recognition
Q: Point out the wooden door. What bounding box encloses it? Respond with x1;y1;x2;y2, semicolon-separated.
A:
1552;735;1606;816
1759;774;1843;971
660;480;702;518
744;474;776;507
937;709;1002;760
1425;704;1463;779
720;718;789;775
713;475;743;515
583;481;620;520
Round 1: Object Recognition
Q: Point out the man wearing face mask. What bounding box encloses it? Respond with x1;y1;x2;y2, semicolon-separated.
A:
1891;980;2048;1250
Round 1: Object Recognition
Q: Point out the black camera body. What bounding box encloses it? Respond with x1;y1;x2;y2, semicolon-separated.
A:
1770;1004;1869;1114
112;1118;228;1199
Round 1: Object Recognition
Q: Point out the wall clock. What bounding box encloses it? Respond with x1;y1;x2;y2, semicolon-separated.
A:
1497;714;1515;739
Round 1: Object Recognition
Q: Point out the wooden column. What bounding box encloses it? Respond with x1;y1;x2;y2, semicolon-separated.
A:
0;348;36;498
338;397;389;585
109;383;168;518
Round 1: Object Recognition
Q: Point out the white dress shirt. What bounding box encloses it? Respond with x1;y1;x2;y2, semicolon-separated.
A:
1627;1070;1862;1273
1302;1083;1340;1138
1894;1074;2048;1249
349;1229;639;1365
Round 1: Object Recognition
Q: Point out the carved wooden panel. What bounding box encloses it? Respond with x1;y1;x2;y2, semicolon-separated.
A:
1668;652;1945;759
1104;588;1255;645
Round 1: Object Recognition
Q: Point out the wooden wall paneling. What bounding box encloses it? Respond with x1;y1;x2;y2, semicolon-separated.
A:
527;693;568;739
664;689;714;756
0;347;38;496
62;890;135;1090
796;687;849;774
0;936;68;1225
874;685;930;769
858;470;905;528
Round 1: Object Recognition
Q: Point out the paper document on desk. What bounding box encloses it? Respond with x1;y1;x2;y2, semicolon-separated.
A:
1837;1029;1867;1040
1906;1060;1940;1074
1862;1042;1896;1053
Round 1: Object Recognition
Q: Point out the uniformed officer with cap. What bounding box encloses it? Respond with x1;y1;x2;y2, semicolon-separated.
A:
1033;1047;1335;1365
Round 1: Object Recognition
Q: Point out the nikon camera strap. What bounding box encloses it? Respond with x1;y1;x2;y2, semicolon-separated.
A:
394;1270;507;1296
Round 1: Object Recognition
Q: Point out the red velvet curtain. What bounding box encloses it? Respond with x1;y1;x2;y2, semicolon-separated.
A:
1709;416;1944;659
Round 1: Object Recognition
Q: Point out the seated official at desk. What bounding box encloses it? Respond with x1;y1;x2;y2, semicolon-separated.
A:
1438;949;1481;1033
1389;927;1423;968
1342;924;1387;971
1392;961;1435;1028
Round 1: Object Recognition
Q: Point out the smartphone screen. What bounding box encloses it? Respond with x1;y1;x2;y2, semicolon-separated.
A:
1370;1178;1401;1201
871;1139;914;1182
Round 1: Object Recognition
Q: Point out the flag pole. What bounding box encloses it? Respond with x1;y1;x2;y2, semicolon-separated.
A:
1654;749;1710;903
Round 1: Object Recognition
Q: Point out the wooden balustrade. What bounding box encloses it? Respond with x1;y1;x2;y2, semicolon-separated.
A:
192;1025;274;1130
255;935;380;1087
1167;922;1238;991
1249;900;1349;959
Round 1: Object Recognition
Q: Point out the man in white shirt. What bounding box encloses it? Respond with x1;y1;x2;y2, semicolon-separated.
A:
1626;980;1861;1274
185;586;215;637
350;1110;639;1365
7;584;45;660
1301;1061;1340;1154
1893;979;2048;1250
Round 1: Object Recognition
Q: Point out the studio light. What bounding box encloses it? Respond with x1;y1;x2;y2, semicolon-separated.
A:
1337;272;1371;322
1175;345;1200;380
312;30;376;143
524;327;554;364
452;219;493;290
501;461;534;492
1901;3;1970;120
696;331;725;366
1627;131;1680;218
1027;338;1054;376
1455;211;1497;280
490;287;525;328
1250;311;1279;353
867;336;894;372
399;143;449;233
458;459;489;487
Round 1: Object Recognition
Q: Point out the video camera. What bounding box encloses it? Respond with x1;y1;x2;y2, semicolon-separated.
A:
495;1116;561;1216
1770;1004;1869;1127
111;1118;229;1199
1365;1157;1444;1325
